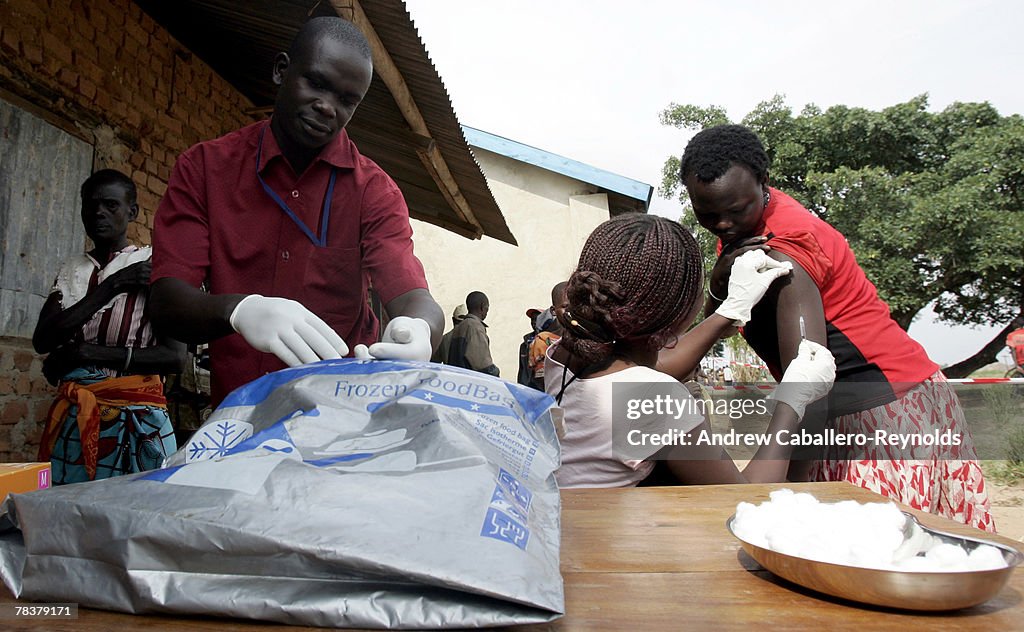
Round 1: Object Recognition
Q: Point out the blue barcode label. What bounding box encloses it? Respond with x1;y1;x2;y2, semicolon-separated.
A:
497;468;533;513
480;507;530;550
480;468;534;550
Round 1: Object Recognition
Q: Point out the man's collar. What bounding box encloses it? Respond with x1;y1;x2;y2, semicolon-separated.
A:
258;119;358;173
465;313;488;327
86;243;139;267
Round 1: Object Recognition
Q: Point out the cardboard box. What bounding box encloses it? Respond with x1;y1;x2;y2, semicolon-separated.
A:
0;463;51;500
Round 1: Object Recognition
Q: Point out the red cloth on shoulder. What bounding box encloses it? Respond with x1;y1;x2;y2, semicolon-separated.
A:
723;188;938;398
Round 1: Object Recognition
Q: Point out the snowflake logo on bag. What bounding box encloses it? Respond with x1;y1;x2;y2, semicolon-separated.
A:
185;420;254;462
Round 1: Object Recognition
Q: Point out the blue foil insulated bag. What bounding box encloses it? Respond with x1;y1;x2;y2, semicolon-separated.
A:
0;359;564;628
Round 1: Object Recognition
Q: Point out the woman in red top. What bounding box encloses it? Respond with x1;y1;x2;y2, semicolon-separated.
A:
1007;324;1024;376
680;124;993;531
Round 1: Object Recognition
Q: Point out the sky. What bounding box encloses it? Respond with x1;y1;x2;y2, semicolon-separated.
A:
403;0;1022;366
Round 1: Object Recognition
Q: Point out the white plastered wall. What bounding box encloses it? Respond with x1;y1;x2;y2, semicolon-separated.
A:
410;147;610;378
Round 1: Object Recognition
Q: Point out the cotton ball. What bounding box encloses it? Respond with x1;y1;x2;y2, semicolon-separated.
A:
893;527;935;562
733;501;761;529
849;539;896;568
735;491;1011;573
925;543;970;569
766;531;807;559
735;501;757;519
830;501;864;531
966;545;1007;571
790;492;819;508
768;488;795;502
733;501;771;547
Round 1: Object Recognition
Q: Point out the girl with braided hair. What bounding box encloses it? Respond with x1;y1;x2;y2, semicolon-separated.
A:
546;214;836;488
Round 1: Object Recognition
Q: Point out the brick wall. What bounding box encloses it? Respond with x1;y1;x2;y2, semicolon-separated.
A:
0;0;257;460
0;338;53;460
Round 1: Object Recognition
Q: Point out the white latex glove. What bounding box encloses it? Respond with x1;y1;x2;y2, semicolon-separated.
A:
766;339;837;420
366;316;433;361
715;250;793;326
229;295;347;366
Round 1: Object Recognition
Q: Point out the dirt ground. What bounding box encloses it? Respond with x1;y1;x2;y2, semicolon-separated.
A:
987;477;1024;542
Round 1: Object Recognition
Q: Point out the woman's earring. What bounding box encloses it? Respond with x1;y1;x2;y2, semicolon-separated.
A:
762;189;771;208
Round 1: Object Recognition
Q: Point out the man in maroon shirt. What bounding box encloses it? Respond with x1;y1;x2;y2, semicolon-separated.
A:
150;17;443;405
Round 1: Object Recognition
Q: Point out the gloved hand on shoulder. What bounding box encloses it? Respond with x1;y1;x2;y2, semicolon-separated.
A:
229;295;347;366
715;250;793;326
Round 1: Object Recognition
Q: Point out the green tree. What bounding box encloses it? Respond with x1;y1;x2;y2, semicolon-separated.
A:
660;95;1024;376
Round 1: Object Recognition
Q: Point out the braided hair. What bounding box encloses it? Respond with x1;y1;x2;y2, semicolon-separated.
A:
680;124;769;184
558;214;704;370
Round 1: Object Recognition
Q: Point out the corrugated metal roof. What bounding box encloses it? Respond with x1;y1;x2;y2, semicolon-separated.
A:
463;125;653;214
134;0;516;244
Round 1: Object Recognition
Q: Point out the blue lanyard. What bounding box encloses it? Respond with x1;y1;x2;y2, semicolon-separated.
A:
255;126;337;248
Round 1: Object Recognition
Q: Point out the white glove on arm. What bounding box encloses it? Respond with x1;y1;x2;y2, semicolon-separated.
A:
715;250;793;326
366;316;433;361
766;339;837;420
229;295;348;366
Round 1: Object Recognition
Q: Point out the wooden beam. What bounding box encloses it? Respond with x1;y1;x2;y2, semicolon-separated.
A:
409;211;481;240
244;105;274;117
328;0;484;239
350;124;435;153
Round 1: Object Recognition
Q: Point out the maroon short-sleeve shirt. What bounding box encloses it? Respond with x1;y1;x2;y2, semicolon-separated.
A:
152;120;428;404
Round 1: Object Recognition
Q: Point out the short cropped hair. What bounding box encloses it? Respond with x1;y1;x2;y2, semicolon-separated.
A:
551;281;567;305
466;291;488;313
680;124;770;183
288;16;372;62
81;169;137;205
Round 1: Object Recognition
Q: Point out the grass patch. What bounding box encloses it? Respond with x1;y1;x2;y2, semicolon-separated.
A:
985;460;1024;486
1010;425;1024;465
983;386;1018;428
970;368;1016;378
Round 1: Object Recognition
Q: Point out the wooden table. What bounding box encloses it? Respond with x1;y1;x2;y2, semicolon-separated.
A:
1;482;1021;630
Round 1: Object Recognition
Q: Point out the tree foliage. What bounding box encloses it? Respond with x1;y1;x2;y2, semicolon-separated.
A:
660;94;1024;334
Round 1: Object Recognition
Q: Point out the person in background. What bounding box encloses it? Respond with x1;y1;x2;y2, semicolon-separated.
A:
546;214;835;488
681;124;993;531
527;282;568;390
34;170;186;484
150;17;443;407
432;304;467;364
518;307;543;386
1006;318;1024;377
448;291;499;376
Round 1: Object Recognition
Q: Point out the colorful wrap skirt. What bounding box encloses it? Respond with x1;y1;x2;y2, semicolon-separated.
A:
38;368;177;484
810;371;994;532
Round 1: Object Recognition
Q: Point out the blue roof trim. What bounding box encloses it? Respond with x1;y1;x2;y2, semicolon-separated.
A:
462;126;652;207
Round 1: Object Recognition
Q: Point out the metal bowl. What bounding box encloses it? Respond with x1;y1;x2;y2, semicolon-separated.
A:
726;512;1023;611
